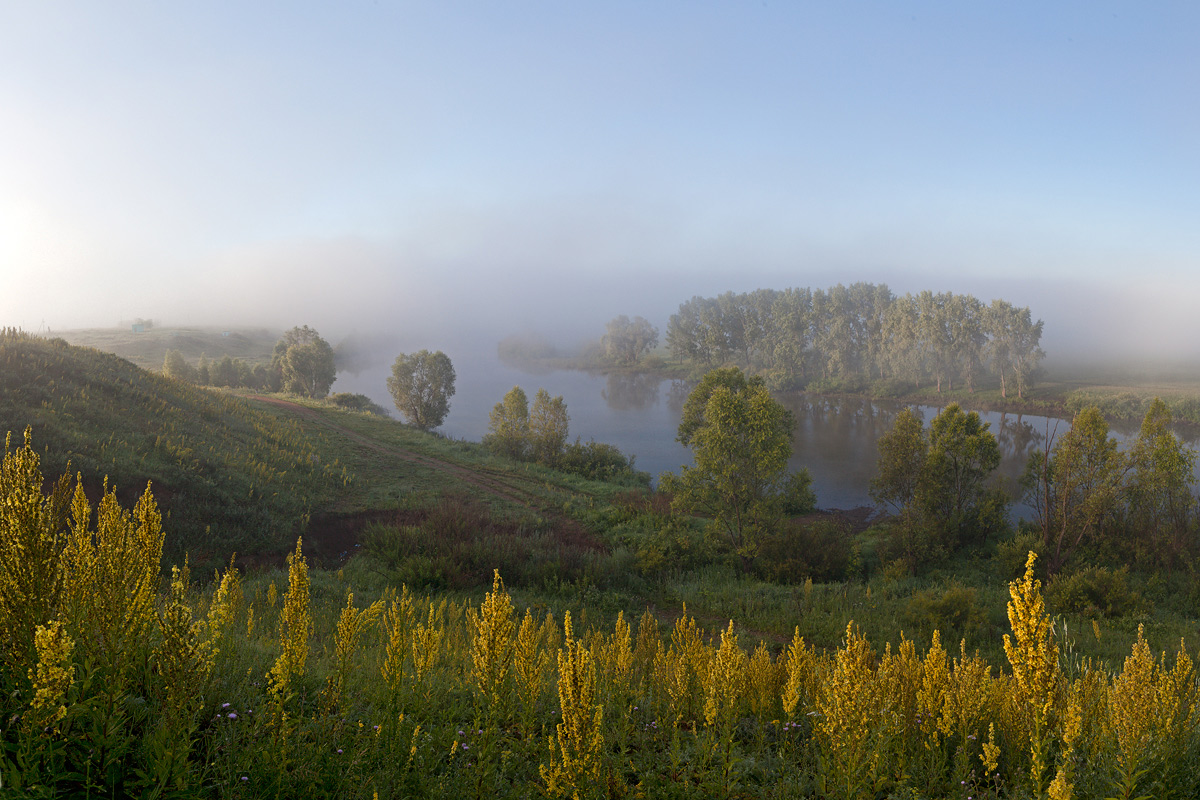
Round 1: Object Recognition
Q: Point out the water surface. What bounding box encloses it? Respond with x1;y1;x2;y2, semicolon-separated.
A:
335;353;1189;516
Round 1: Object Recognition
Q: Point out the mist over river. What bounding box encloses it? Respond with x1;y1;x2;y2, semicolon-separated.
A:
333;350;1190;518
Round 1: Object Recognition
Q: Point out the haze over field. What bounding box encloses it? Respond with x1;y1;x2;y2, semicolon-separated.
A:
3;3;1198;362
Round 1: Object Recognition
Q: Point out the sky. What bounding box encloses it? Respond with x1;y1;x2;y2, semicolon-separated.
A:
2;2;1198;360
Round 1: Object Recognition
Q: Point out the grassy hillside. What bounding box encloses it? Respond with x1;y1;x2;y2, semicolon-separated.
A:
53;325;279;370
0;331;341;563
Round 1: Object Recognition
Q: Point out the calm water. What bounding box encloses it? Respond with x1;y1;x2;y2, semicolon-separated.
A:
334;352;1191;515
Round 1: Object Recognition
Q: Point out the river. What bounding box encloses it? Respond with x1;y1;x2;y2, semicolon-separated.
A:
333;351;1190;516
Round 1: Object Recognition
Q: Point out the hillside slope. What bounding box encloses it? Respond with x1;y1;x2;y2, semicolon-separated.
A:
53;325;279;370
0;331;342;561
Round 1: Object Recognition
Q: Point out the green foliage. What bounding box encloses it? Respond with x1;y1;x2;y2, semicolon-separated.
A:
918;404;1005;547
755;518;852;583
781;468;818;515
273;325;336;398
871;404;1006;555
558;439;649;486
387;350;456;430
529;389;569;465
870;407;926;513
1025;405;1127;574
601;315;659;365
484;386;530;459
676;366;764;447
1046;566;1143;618
327;392;390;416
903;582;990;643
666;284;1045;395
1125;398;1196;567
661;368;797;561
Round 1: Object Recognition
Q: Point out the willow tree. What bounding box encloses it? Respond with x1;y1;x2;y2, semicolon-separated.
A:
387;350;456;430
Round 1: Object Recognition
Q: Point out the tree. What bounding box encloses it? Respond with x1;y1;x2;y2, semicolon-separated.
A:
677;367;766;447
870;407;926;514
602;315;659;365
529;389;569;465
484;386;530;459
273;326;336;398
871;404;1005;555
660;369;798;562
917;403;1004;546
161;349;195;382
1125;398;1196;566
387;350;456;430
1024;406;1126;574
211;355;238;388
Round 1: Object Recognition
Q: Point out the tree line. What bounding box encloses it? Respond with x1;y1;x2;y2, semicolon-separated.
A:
664;284;1046;397
163;325;338;398
871;397;1198;577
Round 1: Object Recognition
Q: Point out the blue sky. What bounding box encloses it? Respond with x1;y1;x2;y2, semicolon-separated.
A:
2;2;1198;357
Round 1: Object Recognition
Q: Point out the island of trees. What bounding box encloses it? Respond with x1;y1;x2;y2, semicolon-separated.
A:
665;283;1045;396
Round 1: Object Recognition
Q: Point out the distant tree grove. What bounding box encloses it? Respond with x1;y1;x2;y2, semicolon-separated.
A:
160;326;338;399
665;284;1045;397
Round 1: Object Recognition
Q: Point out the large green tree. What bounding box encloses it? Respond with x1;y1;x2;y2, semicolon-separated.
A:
1023;406;1126;574
917;403;1005;546
869;407;926;514
871;403;1005;555
602;315;659;365
273;325;336;398
387;350;456;430
660;369;799;561
529;389;569;465
483;386;530;459
1125;398;1195;566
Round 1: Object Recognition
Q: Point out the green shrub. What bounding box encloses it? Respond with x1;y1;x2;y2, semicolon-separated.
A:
994;528;1044;580
327;392;390;416
903;582;990;643
755;518;852;583
558;439;650;486
1047;565;1143;618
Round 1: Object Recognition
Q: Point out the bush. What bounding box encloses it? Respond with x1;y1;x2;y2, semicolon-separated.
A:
874;513;948;572
904;582;990;643
755;518;852;583
327;392;390;416
558;439;650;486
781;469;817;515
1047;566;1144;618
995;529;1044;580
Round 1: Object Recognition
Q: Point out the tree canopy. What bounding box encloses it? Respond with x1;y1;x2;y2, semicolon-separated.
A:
665;284;1045;394
387;350;456;430
273;325;336;398
660;368;804;562
483;386;530;459
602;315;659;365
871;403;1005;561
